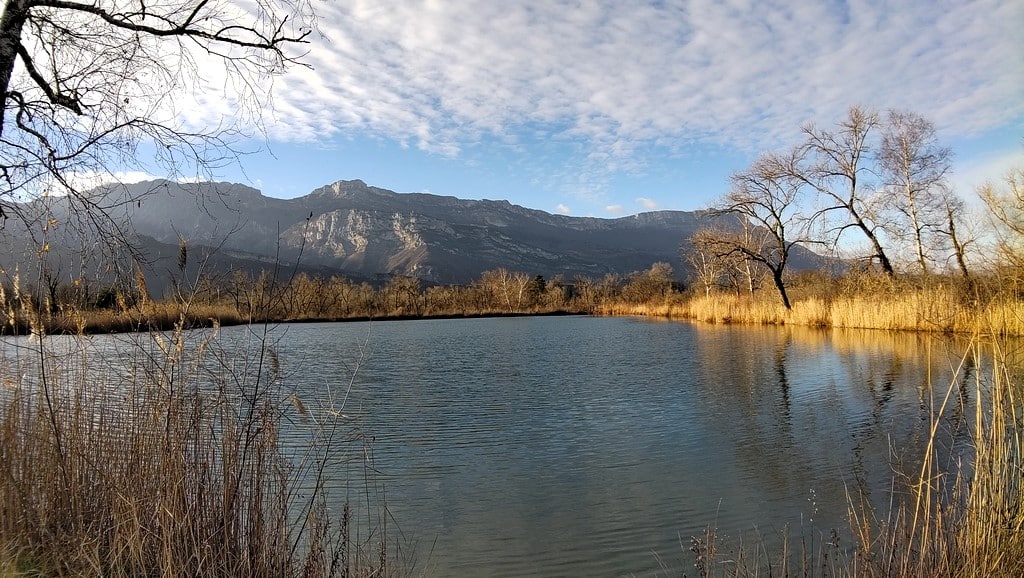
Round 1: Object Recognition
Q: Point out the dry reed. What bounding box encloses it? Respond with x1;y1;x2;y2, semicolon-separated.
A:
0;315;397;577
680;337;1023;577
625;286;1024;337
841;338;1023;578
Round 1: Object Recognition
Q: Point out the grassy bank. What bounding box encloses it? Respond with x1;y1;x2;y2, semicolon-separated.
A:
1;301;587;336
601;285;1024;336
14;284;1023;338
8;261;1020;338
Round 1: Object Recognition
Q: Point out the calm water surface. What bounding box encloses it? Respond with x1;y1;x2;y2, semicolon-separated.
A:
0;316;974;576
265;316;968;576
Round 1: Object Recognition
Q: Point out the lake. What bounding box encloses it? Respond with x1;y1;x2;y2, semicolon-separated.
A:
262;316;970;576
0;315;976;576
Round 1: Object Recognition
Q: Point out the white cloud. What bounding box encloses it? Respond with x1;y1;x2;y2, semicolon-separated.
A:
636;197;658;210
555;203;571;215
61;170;164;192
604;204;625;215
179;0;1022;192
9;170;167;201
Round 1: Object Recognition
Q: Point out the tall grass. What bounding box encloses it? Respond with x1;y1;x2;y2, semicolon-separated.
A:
682;336;1023;577
1;301;248;336
841;337;1023;577
614;286;1024;336
0;313;399;576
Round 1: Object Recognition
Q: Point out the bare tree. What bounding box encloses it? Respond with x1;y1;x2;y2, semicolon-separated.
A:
383;274;422;315
878;110;953;274
800;106;896;276
937;187;975;281
704;149;819;309
689;224;766;297
687;229;727;297
480;268;532;312
979;160;1024;277
0;0;312;237
620;262;674;303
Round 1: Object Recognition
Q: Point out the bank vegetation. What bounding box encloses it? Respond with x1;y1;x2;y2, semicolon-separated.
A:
4;256;1023;338
4;119;1024;338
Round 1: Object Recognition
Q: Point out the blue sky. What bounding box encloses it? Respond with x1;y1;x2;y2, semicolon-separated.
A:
181;0;1022;216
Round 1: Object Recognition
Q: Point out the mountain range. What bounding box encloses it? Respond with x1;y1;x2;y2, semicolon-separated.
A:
2;179;831;294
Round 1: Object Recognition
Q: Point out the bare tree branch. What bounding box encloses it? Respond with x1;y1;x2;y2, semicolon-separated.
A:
797;106;896;276
877;109;953;274
702;148;823;309
0;0;314;277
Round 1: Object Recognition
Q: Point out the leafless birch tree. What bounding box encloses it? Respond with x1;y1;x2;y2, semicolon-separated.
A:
878;110;953;274
480;267;532;312
689;222;766;297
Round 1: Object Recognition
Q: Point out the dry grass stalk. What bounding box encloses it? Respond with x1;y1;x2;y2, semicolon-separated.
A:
622;286;1024;337
672;335;1021;578
842;338;1023;578
0;311;396;577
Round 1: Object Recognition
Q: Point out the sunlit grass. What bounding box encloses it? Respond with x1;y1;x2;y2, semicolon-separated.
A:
614;285;1024;337
847;338;1023;577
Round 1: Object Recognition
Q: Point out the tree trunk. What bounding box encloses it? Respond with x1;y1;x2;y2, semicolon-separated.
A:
771;268;791;310
858;221;895;276
0;0;29;137
905;182;929;274
947;205;971;281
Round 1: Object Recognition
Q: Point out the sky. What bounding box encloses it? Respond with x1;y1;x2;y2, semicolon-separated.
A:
177;0;1023;217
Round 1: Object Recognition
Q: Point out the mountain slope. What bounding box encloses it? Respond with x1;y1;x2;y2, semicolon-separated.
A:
5;179;833;287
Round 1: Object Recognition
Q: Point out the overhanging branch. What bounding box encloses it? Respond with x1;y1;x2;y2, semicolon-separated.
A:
36;0;310;50
16;43;82;114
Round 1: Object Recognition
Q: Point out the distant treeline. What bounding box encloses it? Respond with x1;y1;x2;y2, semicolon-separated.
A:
0;262;685;334
2;255;1021;336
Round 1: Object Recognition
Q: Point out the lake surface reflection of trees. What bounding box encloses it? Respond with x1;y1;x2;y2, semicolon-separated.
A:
1;317;979;576
283;317;982;576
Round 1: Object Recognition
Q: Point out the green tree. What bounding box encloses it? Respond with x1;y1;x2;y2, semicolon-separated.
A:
527;275;546;303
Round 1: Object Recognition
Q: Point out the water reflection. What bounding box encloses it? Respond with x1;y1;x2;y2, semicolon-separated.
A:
0;318;984;576
272;318;973;576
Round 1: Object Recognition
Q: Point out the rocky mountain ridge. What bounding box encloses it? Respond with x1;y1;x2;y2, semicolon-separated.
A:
3;178;831;290
117;178;736;284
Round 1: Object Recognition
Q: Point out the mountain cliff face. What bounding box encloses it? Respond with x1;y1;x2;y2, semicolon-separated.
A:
10;178;830;286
